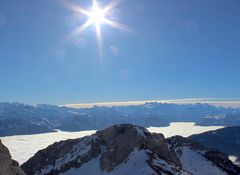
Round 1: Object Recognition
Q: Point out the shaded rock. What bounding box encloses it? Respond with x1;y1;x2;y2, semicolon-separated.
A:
205;150;240;175
167;135;205;151
0;139;25;175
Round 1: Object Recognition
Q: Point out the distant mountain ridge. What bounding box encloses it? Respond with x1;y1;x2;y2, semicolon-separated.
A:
0;102;240;136
190;126;240;166
21;124;240;175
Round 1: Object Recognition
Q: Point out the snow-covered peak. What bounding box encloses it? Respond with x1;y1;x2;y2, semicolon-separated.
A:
21;124;240;175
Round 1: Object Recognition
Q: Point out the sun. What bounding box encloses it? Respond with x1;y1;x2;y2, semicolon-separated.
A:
60;0;134;58
61;0;133;37
88;3;106;26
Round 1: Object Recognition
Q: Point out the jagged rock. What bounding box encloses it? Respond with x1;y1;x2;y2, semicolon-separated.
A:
21;124;240;175
167;135;205;151
96;124;148;171
205;150;240;175
146;133;182;167
95;124;181;172
0;139;25;175
167;136;240;175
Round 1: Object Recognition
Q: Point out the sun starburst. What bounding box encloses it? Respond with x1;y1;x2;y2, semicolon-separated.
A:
59;0;133;58
88;2;107;26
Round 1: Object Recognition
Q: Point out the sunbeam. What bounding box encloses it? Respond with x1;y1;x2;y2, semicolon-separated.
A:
59;0;135;58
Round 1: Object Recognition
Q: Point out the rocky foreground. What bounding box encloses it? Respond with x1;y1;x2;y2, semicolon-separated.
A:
21;124;240;175
0;140;25;175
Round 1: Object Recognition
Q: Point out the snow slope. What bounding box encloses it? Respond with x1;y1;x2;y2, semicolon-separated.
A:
178;146;227;175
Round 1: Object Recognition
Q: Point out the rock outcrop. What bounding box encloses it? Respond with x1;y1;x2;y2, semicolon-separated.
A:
21;124;240;175
167;136;240;175
0;139;25;175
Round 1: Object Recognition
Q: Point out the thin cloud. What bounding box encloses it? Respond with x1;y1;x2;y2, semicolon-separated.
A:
64;98;240;108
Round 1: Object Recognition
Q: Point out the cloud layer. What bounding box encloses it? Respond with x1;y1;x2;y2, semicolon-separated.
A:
64;98;240;108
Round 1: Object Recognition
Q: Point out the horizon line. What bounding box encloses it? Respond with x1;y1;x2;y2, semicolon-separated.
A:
63;98;240;108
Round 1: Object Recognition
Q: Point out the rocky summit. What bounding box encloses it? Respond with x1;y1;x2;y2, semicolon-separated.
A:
0;139;25;175
21;124;240;175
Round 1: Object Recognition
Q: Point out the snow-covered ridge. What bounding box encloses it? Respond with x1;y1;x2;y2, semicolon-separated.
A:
21;124;240;175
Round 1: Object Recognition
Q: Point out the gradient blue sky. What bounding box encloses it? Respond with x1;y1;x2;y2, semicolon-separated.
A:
0;0;240;105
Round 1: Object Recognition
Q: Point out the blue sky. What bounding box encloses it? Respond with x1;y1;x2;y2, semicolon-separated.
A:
0;0;240;105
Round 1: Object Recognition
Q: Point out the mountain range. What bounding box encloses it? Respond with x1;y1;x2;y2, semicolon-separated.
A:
1;102;240;136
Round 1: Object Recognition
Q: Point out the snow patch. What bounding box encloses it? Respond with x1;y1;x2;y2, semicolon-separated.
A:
60;149;155;175
152;155;189;175
178;146;227;175
134;126;148;139
60;156;102;175
229;155;240;166
111;149;154;174
36;136;96;174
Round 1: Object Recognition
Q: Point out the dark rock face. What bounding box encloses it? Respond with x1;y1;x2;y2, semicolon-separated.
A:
167;136;205;151
0;139;25;175
21;124;240;175
96;124;148;171
95;124;180;171
205;150;240;175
